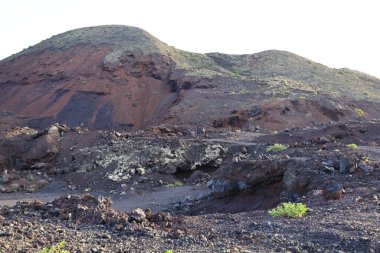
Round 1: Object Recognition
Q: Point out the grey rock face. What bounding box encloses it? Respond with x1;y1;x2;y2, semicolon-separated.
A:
67;138;228;181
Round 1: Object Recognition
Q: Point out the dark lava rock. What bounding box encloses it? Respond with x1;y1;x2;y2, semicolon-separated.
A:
247;106;263;117
339;157;357;174
322;180;343;200
358;161;374;175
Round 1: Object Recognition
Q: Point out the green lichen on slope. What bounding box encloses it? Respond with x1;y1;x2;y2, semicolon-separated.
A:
207;51;380;100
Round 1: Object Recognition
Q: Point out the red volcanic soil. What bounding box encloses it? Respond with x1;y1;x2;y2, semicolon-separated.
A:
247;97;380;131
1;25;380;132
0;46;176;130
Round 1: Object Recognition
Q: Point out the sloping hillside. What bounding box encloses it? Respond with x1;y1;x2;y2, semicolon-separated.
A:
0;25;380;130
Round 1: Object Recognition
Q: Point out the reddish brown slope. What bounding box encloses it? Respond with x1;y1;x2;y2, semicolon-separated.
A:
1;25;380;131
0;45;177;130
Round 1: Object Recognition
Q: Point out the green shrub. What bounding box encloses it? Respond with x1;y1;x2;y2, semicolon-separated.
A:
266;143;288;152
346;143;358;149
164;250;174;253
38;241;69;253
354;108;364;117
268;202;308;218
166;181;184;187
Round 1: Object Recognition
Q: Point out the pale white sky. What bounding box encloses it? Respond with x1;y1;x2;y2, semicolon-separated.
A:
1;0;379;78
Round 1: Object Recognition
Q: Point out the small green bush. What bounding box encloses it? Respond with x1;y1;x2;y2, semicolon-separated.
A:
166;181;184;188
164;250;174;253
266;143;288;152
363;156;370;164
346;143;358;149
354;108;364;117
38;241;69;253
268;202;308;218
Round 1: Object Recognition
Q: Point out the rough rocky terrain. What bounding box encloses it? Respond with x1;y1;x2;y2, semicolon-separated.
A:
0;25;380;252
1;121;379;252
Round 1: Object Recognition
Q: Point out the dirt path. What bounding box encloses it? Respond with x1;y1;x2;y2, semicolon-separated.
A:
0;183;211;212
111;185;209;212
206;133;265;146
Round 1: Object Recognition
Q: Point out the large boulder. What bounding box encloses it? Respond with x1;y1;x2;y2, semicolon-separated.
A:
0;125;61;170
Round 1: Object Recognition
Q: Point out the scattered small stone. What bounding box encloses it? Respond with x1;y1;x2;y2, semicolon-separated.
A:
136;167;146;175
100;234;111;240
373;195;378;204
199;234;208;242
319;136;330;143
323;166;335;174
172;229;185;239
129;208;146;223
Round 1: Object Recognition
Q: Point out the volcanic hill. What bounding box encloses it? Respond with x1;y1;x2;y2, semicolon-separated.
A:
1;25;380;131
1;25;380;253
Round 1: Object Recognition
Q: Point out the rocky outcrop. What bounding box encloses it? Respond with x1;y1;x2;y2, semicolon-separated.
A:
207;148;369;199
66;138;227;181
0;125;62;192
0;125;61;170
10;194;171;229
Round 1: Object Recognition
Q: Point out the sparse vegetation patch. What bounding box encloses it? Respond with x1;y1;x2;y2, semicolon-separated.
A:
38;241;69;253
354;108;364;117
266;143;288;152
268;202;308;218
346;143;358;149
166;181;184;187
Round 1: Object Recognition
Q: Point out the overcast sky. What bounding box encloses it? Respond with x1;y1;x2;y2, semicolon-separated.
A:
1;0;379;78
